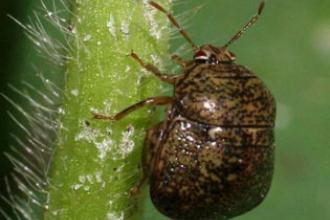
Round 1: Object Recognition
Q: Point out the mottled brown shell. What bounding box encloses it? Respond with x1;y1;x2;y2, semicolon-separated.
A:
144;63;275;220
175;63;275;126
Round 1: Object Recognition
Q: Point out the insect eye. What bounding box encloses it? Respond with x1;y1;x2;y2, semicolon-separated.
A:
194;50;209;63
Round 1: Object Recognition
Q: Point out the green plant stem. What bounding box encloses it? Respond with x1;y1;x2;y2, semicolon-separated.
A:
45;1;170;219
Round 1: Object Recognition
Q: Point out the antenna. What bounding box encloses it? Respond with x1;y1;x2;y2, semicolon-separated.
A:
149;1;198;51
222;1;265;49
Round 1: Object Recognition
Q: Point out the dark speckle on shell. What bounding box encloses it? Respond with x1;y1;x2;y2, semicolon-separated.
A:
175;64;275;126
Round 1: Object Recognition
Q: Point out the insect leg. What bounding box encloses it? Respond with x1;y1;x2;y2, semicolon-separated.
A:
92;96;173;121
171;54;188;68
131;51;179;84
130;122;165;197
148;1;198;52
129;174;148;197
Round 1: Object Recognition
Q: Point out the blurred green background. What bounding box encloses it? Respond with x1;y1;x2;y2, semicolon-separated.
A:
1;0;330;219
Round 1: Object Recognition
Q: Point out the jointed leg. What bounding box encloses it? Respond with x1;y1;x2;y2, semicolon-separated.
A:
131;51;187;82
129;174;148;197
130;52;179;84
92;96;173;121
131;51;178;84
130;122;165;197
171;54;188;68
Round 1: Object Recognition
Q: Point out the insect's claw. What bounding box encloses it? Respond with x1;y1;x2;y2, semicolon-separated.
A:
128;186;140;198
91;112;99;119
127;49;134;57
91;112;114;121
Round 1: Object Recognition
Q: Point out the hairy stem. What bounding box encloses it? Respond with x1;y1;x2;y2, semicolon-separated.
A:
45;1;171;219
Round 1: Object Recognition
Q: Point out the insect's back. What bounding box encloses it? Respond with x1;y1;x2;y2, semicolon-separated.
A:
175;63;275;126
150;63;275;220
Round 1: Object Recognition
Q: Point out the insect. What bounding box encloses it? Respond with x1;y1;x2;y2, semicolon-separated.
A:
93;1;275;219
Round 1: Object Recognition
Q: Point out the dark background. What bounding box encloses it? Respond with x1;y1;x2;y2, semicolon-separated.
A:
0;0;59;216
0;0;36;215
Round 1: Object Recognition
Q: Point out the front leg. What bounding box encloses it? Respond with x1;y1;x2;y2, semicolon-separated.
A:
130;51;179;84
92;96;173;121
171;54;188;68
